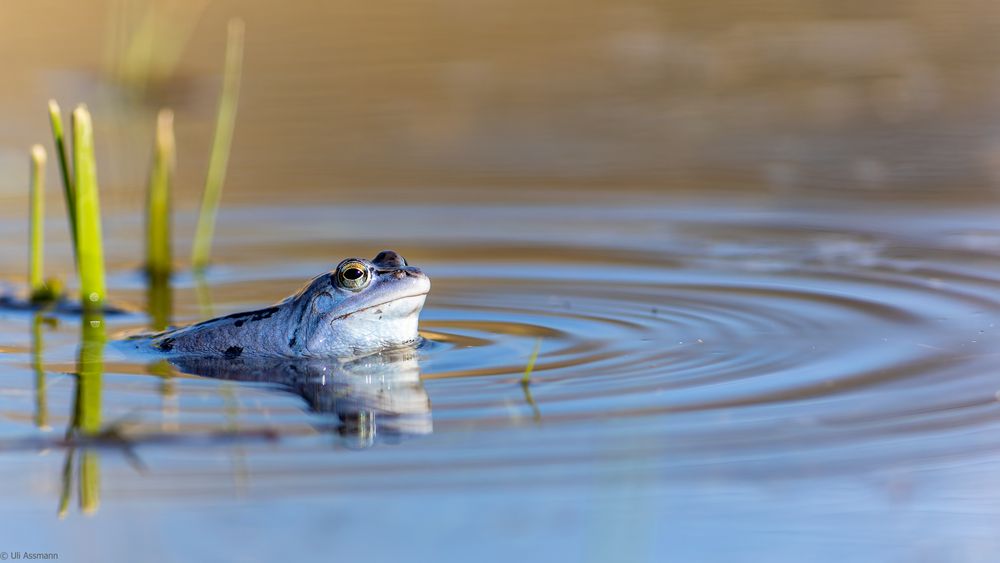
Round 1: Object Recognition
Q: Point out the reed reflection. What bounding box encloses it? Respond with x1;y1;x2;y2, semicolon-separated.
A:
31;313;51;431
146;273;172;333
60;310;105;517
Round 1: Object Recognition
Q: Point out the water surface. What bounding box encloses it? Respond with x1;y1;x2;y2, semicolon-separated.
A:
1;198;999;561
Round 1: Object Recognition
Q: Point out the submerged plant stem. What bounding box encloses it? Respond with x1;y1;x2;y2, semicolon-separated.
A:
72;106;107;311
520;338;543;422
191;18;244;272
48;100;77;254
146;109;175;278
29;145;46;298
522;338;542;384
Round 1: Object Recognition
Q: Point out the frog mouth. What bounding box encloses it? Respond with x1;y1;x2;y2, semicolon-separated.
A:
332;292;429;321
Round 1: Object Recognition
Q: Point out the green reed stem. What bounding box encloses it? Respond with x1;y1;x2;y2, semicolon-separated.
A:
146;109;175;278
72;106;107;311
521;338;542;384
29;145;46;297
520;338;543;422
48;100;77;255
191;18;244;272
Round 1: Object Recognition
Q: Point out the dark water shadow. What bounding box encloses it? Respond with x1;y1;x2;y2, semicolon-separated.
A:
0;294;135;318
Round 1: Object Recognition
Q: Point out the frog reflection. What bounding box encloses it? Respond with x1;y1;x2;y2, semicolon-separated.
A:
168;347;432;448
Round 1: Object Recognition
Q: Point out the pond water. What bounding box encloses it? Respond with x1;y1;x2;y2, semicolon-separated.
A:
4;1;1000;561
1;198;999;561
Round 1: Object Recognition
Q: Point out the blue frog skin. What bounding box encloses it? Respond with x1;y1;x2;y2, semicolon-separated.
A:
148;250;429;359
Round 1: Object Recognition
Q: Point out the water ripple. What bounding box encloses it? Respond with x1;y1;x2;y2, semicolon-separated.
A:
1;202;1000;499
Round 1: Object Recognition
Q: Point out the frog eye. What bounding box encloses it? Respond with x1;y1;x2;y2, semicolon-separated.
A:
337;261;371;290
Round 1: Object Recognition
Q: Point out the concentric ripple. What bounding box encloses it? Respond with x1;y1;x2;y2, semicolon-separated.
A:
1;201;1000;501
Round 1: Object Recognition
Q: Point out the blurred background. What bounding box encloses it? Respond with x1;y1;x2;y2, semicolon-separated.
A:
4;0;1000;211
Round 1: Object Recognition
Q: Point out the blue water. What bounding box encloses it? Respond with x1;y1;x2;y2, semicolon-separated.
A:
1;199;999;561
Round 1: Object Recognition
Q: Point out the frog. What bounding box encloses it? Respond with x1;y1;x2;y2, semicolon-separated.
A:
144;250;429;359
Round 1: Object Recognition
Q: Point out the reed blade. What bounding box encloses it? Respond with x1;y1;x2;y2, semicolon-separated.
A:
72;106;107;311
191;18;244;272
522;338;542;384
48;100;77;255
29;145;46;298
146;109;175;278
